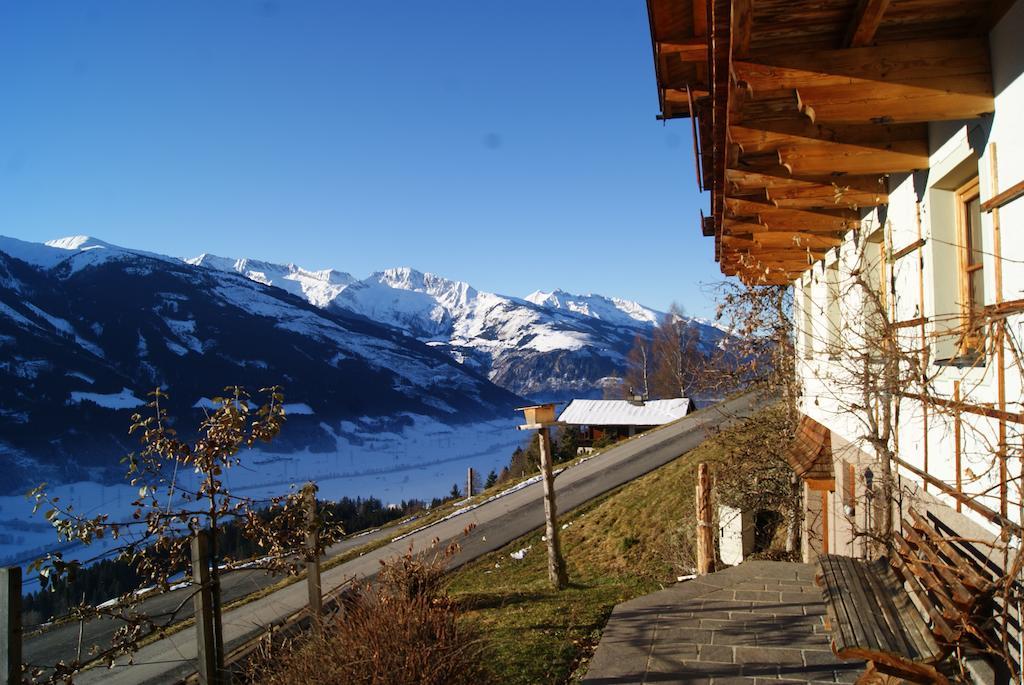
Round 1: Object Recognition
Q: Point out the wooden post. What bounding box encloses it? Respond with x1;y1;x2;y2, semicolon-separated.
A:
191;532;220;685
466;467;474;498
304;483;322;634
76;594;85;664
537;427;568;589
0;567;21;685
696;463;714;575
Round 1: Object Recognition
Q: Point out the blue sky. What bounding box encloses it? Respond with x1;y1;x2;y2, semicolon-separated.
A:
0;2;721;316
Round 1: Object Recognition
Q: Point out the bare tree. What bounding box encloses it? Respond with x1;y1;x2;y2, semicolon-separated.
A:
25;386;344;683
623;332;652;399
651;303;701;399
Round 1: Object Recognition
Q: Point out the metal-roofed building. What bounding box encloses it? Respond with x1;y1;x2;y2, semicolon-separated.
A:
558;398;691;446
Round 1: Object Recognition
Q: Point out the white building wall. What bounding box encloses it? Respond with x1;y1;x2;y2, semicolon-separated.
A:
796;1;1024;548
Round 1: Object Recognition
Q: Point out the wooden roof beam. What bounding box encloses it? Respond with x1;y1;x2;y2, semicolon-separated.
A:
732;118;925;153
735;38;994;124
753;232;844;249
725;168;887;209
731;0;753;59
725;197;860;232
731;126;928;175
735;247;828;261
658;38;706;61
693;0;708;37
845;0;890;48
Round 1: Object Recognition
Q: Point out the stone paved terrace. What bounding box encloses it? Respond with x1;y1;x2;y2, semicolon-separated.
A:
582;561;863;685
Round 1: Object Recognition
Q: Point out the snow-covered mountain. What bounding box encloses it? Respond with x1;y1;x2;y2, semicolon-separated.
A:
188;257;729;399
185;254;356;308
0;236;523;495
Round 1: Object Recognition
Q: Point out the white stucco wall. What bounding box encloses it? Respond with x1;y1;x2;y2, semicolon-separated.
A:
795;2;1024;546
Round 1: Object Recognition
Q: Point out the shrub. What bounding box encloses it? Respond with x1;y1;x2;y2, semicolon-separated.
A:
254;537;490;685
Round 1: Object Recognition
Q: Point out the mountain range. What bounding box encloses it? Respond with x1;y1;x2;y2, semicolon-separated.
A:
185;254;727;398
0;235;727;494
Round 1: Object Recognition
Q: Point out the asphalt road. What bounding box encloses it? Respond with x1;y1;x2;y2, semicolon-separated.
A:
21;526;400;674
55;392;766;684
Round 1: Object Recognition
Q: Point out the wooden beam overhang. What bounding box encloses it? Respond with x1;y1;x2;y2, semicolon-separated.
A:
724;198;860;232
726;169;888;209
729;120;928;175
734;38;994;124
645;0;999;285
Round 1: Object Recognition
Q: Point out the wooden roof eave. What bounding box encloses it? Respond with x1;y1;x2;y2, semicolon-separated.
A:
646;1;997;286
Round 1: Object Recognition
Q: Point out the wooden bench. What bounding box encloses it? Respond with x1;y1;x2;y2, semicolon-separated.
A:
817;509;996;684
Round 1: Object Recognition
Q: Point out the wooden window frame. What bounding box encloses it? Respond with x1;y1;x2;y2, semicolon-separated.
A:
954;176;985;356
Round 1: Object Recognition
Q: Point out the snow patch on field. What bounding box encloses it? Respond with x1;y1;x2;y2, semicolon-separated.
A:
65;371;95;384
67;388;145;409
0;414;527;576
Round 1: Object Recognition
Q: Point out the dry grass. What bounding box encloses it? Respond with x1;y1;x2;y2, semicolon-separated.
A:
446;405;786;684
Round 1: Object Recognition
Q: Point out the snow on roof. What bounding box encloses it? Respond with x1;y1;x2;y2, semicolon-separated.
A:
557;398;690;426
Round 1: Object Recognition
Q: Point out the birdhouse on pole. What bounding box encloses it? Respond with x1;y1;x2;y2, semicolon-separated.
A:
516;403;558;430
513;403;568;589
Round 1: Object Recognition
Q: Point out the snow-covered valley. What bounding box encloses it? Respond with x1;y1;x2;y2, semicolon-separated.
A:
0;234;728;567
0;414;524;569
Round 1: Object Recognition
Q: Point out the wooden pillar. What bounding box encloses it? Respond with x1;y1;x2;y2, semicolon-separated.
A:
954;381;962;513
537;428;568;590
304;484;323;634
696;463;714;575
988;143;1009;527
467;467;474;498
1;568;21;685
191;532;220;685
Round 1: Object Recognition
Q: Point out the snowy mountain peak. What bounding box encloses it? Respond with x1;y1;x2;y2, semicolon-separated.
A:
1;235;166;275
525;289;660;327
374;267;478;307
186;253;356;308
44;235;117;252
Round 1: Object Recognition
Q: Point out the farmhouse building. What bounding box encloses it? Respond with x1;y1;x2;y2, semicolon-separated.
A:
558;398;691;445
646;0;1023;674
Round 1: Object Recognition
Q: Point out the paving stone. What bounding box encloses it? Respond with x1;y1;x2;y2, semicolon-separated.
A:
735;590;783;602
734;647;805;666
739;663;781;679
655;628;713;645
711;630;760;647
698;644;735;664
802;650;843;667
678;660;745;678
585;562;839;684
782;592;820;604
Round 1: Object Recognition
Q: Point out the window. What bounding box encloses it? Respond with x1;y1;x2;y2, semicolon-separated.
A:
955;176;985;353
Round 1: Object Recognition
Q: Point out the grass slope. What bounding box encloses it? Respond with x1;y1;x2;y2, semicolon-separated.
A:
447;405;782;685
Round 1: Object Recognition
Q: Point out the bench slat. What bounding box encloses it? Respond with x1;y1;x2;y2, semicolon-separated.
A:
908;509;994;593
820;554;951;666
819;554;860;652
902;522;975;609
877;558;945;662
890;551;959;644
861;557;940;662
895;533;962;622
835;555;894;653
